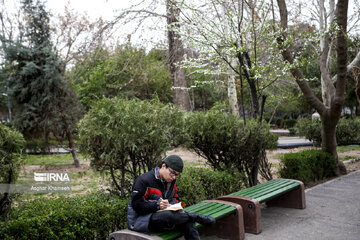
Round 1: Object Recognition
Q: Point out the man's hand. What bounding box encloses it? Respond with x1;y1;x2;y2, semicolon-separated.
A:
159;199;170;210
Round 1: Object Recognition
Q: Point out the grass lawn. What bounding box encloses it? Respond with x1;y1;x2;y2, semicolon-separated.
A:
24;153;84;165
336;145;360;153
18;153;111;200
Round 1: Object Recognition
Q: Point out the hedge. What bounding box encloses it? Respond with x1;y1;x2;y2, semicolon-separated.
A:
0;168;245;239
295;117;360;146
177;167;246;206
0;193;128;240
278;149;336;185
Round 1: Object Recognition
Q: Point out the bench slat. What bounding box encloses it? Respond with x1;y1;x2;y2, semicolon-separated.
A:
231;179;300;203
194;205;237;228
255;183;300;203
240;182;299;200
232;179;288;196
229;180;279;196
186;203;232;215
184;201;210;212
154;201;237;239
195;204;235;218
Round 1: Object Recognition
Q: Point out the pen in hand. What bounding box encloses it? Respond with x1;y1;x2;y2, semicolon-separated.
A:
158;198;170;210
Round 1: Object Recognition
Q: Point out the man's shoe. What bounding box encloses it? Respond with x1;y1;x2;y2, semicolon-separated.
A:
188;213;216;225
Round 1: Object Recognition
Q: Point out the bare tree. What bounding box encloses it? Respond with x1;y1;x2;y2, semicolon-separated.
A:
50;3;113;70
49;3;115;168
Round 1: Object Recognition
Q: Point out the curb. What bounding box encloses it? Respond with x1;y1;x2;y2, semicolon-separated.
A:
305;169;360;193
343;158;360;164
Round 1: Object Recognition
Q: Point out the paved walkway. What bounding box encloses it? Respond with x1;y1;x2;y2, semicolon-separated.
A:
202;170;360;240
277;136;313;148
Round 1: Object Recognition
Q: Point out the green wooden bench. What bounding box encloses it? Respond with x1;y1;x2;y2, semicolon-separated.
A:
109;200;245;240
218;178;306;234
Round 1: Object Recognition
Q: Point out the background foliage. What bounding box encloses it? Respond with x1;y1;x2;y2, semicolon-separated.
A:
70;46;172;109
295;117;360;146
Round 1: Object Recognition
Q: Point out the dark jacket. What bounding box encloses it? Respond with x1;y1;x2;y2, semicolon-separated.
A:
127;167;179;232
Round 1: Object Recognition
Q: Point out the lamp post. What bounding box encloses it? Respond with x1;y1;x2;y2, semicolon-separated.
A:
2;92;11;122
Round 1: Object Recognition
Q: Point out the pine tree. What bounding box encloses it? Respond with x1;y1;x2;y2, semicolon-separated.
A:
2;0;81;167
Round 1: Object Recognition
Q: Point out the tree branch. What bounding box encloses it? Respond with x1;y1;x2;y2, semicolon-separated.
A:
276;0;325;114
332;0;348;115
332;50;360;83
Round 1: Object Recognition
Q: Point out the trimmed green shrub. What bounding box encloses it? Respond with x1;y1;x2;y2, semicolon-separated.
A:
278;149;336;185
177;168;246;206
0;192;128;240
295;118;321;146
296;117;360;146
0;125;25;218
336;118;360;145
281;119;297;129
0;168;246;239
288;127;297;136
78;97;185;197
185;109;278;186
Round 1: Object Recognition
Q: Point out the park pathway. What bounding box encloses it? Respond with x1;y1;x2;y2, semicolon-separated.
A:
202;170;360;240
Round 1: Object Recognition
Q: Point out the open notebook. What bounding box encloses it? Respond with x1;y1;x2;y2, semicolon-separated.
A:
157;202;186;212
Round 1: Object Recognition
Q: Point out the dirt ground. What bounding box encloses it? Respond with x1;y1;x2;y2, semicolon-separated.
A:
167;146;360;174
23;146;360;175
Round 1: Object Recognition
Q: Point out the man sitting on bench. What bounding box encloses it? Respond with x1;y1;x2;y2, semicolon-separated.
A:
127;155;215;240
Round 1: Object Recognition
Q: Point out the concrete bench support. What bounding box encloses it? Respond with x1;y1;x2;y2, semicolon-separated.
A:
266;179;306;209
217;196;261;234
218;179;306;234
200;200;245;240
109;229;163;240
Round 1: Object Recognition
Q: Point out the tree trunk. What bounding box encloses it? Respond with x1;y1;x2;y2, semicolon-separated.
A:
43;130;50;154
166;0;191;111
66;127;80;168
228;59;240;117
0;192;11;218
238;51;260;118
320;112;346;175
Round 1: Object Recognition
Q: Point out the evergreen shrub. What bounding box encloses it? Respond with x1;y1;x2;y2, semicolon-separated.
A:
296;117;360;146
336;118;360;145
278;149;336;185
177;168;246;206
295;118;321;146
0;168;245;239
281;119;297;128
78;97;185;196
0;125;25;218
0;192;127;240
185;109;277;186
288;127;297;136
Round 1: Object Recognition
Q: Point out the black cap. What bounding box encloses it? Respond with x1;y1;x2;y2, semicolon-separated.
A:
163;155;183;173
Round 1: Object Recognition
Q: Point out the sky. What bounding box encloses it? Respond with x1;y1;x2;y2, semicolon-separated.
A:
45;0;130;21
45;0;167;49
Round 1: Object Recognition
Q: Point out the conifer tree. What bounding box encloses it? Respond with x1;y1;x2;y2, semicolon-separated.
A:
1;0;81;167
